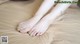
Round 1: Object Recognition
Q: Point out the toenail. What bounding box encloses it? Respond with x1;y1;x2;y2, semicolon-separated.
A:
27;31;29;34
35;33;38;36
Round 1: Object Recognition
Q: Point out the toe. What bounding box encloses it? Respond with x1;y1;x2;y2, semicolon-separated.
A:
31;31;37;36
17;25;25;31
36;32;41;36
28;29;34;35
29;29;38;37
40;32;44;36
19;28;30;33
30;31;35;37
19;29;26;33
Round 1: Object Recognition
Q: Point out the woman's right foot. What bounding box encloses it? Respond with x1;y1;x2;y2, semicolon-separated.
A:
17;17;40;33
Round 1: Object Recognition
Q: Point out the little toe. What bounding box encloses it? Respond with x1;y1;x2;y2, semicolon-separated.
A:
19;28;30;33
17;26;25;31
19;29;26;33
40;32;44;36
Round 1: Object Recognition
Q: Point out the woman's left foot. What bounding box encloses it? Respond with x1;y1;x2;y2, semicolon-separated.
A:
28;18;52;36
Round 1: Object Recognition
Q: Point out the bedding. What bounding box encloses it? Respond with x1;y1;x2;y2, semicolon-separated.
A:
51;8;80;44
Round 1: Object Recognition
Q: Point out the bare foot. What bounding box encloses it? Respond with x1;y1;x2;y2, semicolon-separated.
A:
28;18;52;36
17;17;40;33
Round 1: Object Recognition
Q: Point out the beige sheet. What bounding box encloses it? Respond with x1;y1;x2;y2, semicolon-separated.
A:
51;8;80;44
0;0;80;44
0;0;9;4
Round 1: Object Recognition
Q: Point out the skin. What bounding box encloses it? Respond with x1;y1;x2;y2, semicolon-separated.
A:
18;0;73;36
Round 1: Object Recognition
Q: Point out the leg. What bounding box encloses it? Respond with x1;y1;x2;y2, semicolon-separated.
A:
17;0;56;33
29;0;73;36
